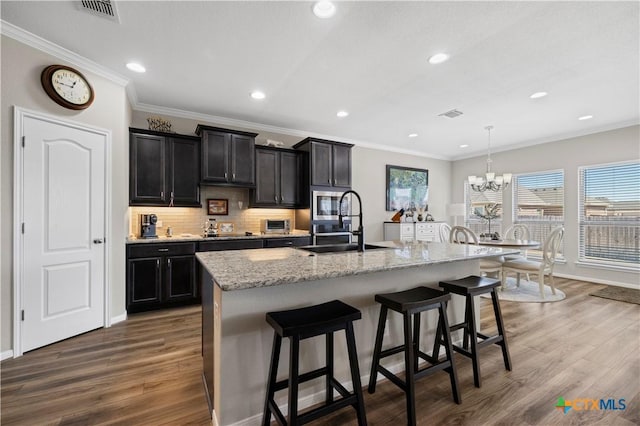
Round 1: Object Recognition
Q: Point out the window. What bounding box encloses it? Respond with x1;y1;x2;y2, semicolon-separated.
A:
465;183;503;237
513;170;564;257
579;161;640;267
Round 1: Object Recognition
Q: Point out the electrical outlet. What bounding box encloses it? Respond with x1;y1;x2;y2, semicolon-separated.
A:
156;220;163;228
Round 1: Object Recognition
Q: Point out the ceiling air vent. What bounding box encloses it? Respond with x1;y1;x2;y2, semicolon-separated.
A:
438;109;464;119
79;0;120;22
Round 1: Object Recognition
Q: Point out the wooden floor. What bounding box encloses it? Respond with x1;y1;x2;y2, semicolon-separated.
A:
2;278;639;425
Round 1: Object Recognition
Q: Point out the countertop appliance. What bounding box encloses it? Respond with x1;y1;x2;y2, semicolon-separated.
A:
312;190;350;221
204;218;218;237
140;214;158;239
261;219;291;234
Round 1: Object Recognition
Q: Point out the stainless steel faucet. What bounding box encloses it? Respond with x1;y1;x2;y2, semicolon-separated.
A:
338;190;365;252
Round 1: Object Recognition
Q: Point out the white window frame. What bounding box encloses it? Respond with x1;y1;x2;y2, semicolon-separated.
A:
577;160;640;270
512;169;565;259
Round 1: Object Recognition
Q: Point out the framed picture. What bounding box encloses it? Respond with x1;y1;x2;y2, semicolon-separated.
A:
207;199;228;215
219;222;234;233
386;165;429;211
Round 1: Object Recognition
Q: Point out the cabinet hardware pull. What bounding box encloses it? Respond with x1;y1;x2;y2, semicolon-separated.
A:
328;179;331;184
93;238;104;244
158;248;169;252
156;259;160;267
334;179;337;185
233;173;236;180
168;259;171;267
161;191;164;198
169;191;174;207
224;172;228;179
275;196;278;201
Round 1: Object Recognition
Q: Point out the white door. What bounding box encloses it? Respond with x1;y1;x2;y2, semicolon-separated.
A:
19;113;106;353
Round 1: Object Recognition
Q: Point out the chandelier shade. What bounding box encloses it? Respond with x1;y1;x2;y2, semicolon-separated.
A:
468;126;512;192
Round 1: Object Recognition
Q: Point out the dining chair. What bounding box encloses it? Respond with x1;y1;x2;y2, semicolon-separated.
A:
439;223;452;243
501;226;564;299
449;226;503;278
503;224;532;280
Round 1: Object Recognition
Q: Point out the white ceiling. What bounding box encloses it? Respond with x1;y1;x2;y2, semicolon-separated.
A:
2;1;638;160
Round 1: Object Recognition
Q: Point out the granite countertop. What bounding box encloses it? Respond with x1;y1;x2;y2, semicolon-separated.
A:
197;241;518;291
126;231;311;244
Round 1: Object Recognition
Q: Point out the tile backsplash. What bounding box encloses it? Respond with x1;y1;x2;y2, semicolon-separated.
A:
129;186;297;237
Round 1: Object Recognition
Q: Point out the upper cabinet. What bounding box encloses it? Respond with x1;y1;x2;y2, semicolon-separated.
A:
251;146;301;208
293;137;353;188
196;125;258;187
129;128;200;207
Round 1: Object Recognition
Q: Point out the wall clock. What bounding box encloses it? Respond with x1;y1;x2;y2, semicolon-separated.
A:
41;65;95;110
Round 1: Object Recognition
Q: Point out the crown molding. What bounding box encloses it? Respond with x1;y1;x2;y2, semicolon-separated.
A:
1;19;129;87
134;102;450;161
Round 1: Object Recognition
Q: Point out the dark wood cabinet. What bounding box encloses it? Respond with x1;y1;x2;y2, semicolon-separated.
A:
129;128;200;207
293;138;353;188
196;125;258;187
198;239;264;252
251;147;301;207
263;236;311;248
126;242;198;313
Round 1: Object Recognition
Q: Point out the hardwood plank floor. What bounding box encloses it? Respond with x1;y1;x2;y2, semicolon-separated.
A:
2;278;638;425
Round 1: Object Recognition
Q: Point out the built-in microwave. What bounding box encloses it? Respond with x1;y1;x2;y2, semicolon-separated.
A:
312;190;350;221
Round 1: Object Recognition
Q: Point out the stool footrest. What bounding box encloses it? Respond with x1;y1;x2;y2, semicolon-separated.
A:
449;322;467;332
377;365;406;391
414;360;452;381
331;378;351;399
274;366;328;392
477;334;503;348
267;399;287;425
379;345;406;358
298;395;359;425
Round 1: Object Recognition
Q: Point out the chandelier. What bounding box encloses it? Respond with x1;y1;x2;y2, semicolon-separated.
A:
467;125;512;192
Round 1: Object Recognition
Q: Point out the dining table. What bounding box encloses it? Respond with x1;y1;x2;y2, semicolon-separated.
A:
476;239;541;249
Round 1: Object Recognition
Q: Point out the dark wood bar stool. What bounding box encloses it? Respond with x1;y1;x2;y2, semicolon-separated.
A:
368;286;461;426
436;275;512;388
262;300;367;426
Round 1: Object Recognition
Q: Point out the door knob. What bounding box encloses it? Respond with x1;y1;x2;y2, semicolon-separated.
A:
93;239;104;244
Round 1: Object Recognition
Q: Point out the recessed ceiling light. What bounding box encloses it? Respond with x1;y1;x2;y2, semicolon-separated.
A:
336;110;349;118
126;62;146;73
459;144;469;148
313;1;336;18
578;115;593;121
250;91;266;100
408;133;418;138
428;53;449;64
530;91;548;99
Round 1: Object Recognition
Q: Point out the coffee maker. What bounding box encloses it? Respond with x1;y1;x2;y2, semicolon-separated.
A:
140;214;158;239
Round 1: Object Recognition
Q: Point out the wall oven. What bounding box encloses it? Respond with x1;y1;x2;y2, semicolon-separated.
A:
312;223;352;245
312;190;350;221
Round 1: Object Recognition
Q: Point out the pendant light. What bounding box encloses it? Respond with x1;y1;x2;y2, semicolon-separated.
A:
467;126;512;192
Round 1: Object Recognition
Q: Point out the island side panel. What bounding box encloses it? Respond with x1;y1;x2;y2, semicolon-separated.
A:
201;265;222;424
218;259;478;425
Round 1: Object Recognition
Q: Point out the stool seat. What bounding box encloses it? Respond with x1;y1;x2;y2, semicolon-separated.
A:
439;275;500;295
263;300;367;425
267;300;361;338
375;286;450;313
369;286;460;426
437;275;511;389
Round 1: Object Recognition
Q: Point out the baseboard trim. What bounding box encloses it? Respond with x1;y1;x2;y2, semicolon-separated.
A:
1;350;15;361
554;273;639;289
110;312;127;325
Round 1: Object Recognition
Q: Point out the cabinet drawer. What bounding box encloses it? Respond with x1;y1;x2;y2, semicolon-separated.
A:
400;224;414;236
264;237;311;248
199;239;264;252
415;223;436;232
128;242;196;258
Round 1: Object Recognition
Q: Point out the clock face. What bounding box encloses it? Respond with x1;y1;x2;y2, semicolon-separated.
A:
41;65;95;110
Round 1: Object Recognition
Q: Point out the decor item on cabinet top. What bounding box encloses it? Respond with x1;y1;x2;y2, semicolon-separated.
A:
390;208;405;222
386;165;428;211
207;198;228;215
146;116;172;133
468;125;512;192
265;139;284;147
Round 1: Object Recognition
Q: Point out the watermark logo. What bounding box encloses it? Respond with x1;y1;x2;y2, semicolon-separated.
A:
555;397;626;414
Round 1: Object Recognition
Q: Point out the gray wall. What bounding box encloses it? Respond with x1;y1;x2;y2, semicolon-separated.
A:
452;124;640;287
1;36;132;354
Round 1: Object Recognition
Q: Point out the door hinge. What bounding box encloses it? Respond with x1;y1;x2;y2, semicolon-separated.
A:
21;136;25;148
21;310;24;321
21;223;25;234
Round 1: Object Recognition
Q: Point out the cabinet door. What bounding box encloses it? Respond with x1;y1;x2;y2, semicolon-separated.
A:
279;151;299;206
170;137;200;206
202;130;230;183
127;257;162;312
230;134;255;184
130;133;168;205
165;255;197;302
254;149;278;205
311;142;332;186
332;144;352;187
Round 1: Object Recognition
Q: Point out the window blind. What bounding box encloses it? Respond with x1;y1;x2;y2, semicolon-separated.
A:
579;161;640;265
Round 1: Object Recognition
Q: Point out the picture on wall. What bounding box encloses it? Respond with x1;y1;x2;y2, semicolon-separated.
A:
386;165;429;211
207;198;229;215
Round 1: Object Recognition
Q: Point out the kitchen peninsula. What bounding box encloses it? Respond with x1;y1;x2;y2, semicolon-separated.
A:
198;241;518;425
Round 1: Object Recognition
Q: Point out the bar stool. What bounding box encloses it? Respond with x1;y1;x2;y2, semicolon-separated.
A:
262;300;367;426
368;287;461;426
436;275;512;388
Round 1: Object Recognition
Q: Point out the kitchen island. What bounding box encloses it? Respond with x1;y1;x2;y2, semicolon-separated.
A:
198;241;518;425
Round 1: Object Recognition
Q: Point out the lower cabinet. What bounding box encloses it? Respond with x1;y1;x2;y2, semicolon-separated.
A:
263;236;311;248
127;242;199;313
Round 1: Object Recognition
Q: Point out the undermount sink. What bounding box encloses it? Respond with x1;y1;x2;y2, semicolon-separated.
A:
296;243;390;254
